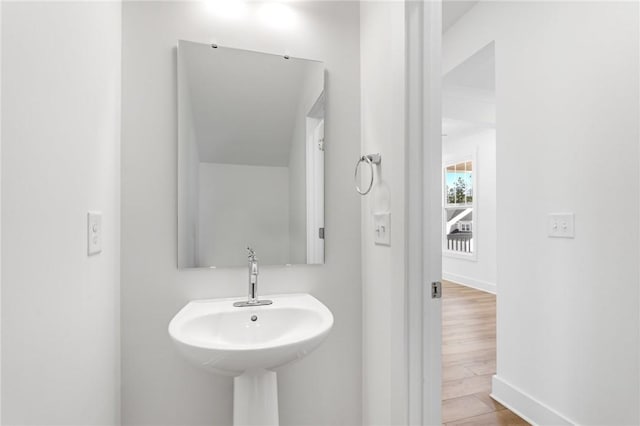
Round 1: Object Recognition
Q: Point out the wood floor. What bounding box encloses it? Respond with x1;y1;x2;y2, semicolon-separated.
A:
442;281;529;425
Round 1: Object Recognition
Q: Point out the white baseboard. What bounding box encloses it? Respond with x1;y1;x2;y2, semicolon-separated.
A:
442;271;496;294
491;375;574;426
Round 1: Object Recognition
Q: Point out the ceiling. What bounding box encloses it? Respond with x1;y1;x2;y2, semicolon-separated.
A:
442;43;495;139
443;42;495;93
442;1;479;33
442;117;488;140
180;41;322;167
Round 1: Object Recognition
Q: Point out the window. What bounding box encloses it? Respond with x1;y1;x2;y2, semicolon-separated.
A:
444;158;475;257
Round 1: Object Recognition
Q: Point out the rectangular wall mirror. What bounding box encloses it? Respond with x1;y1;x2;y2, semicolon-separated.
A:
178;40;325;269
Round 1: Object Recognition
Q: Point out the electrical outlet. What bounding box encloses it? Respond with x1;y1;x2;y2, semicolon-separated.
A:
548;213;574;238
374;213;390;246
88;211;102;255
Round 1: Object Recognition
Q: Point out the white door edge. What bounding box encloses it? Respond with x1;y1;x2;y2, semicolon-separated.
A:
406;1;443;425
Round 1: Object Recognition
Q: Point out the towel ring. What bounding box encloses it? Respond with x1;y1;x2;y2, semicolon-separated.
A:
354;153;382;195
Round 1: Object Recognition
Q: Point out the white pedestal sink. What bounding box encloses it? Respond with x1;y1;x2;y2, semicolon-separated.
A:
168;293;334;426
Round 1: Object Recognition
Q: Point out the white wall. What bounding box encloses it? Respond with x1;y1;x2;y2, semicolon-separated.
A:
198;163;290;266
121;2;362;425
360;2;408;424
1;2;121;424
0;0;3;420
444;2;639;424
442;128;496;293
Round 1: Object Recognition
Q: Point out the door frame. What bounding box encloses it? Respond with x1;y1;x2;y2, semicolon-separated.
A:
305;92;325;264
405;1;443;424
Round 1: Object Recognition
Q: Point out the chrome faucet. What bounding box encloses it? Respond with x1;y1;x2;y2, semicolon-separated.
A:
247;247;259;301
233;247;273;307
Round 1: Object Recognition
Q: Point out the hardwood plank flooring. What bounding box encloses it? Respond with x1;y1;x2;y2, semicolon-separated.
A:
442;281;528;425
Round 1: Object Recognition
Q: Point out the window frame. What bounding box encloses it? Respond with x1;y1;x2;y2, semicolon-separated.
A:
442;152;478;261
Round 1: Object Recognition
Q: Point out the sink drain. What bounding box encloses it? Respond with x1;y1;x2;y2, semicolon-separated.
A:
250;315;258;322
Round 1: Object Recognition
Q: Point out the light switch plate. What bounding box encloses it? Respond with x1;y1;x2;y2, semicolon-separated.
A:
374;213;390;246
88;211;102;255
548;213;574;238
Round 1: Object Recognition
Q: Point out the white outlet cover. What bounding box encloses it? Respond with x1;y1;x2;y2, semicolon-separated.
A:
88;211;102;255
374;212;391;246
548;213;574;238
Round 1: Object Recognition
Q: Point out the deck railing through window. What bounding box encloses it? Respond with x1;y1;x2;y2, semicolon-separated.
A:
446;233;472;253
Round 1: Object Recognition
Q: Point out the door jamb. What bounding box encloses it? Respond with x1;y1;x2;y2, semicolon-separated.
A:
405;1;443;424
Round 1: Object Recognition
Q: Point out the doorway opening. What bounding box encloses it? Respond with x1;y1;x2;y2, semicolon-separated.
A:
305;92;325;264
439;19;518;423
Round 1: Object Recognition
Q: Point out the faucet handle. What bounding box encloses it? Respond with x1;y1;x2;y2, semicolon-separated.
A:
247;246;257;261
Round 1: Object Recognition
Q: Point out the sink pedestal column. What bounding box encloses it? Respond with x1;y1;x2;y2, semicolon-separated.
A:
233;369;279;426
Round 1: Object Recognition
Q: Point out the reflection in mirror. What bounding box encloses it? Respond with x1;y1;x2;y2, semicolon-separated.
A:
178;41;325;268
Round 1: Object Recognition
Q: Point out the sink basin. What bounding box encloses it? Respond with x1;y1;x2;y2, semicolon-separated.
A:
169;293;333;375
168;293;334;426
